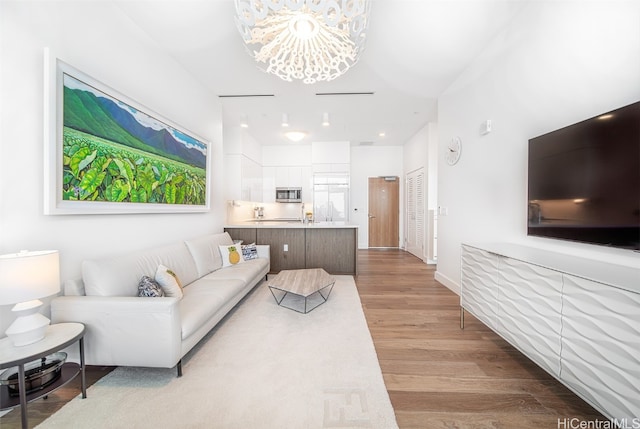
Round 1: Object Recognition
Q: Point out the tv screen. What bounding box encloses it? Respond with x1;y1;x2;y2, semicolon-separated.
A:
527;101;640;250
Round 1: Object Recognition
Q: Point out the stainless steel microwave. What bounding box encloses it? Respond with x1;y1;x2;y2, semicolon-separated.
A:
276;187;302;203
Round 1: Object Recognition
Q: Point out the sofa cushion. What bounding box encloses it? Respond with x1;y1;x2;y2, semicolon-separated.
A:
185;232;234;277
83;242;199;297
179;278;246;340
203;258;269;284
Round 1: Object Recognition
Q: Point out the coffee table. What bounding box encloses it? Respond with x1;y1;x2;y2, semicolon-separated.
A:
268;268;336;313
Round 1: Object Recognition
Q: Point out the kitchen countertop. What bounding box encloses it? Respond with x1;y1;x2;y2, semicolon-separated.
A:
225;220;358;228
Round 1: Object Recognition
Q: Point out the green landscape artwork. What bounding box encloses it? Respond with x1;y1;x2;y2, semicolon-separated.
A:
62;74;208;206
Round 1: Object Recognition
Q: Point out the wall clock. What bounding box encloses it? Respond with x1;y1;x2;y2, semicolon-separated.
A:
446;137;462;165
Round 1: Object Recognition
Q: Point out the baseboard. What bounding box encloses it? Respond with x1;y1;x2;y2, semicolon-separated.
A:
435;270;460;296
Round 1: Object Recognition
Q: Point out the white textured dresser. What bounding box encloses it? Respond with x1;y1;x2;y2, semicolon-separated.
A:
460;243;640;421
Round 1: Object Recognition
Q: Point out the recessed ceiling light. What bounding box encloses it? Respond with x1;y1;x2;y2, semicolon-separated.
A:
284;131;307;142
597;114;614;120
378;132;386;137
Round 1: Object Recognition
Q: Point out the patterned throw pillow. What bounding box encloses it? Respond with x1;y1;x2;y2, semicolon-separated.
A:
241;243;259;260
155;264;183;298
138;276;164;297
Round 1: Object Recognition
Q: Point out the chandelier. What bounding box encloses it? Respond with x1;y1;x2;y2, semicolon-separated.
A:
235;0;371;84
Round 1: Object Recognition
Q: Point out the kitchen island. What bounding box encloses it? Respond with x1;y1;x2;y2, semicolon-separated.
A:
224;221;358;275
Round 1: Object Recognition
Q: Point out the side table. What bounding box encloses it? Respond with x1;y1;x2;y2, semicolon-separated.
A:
0;322;86;429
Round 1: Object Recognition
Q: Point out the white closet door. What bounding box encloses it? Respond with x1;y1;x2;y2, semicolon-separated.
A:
405;169;425;259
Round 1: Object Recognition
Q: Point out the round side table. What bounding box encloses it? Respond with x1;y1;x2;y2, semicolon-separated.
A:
0;323;86;429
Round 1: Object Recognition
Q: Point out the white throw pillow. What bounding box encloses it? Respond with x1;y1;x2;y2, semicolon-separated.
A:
155;264;183;298
219;244;245;267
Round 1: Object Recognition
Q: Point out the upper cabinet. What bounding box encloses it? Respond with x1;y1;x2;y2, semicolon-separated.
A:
225;154;263;202
241;156;262;202
262;166;276;203
224;127;263;202
275;166;301;187
266;165;312;202
230;142;352;203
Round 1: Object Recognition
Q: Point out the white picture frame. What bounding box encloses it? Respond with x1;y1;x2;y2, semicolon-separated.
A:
44;49;211;215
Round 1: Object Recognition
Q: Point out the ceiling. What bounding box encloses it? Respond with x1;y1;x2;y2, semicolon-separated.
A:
114;0;526;146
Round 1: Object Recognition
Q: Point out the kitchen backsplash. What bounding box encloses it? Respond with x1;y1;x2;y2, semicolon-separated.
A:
227;200;313;224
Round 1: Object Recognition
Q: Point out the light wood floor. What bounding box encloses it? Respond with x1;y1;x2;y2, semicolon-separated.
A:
1;249;603;428
356;249;603;428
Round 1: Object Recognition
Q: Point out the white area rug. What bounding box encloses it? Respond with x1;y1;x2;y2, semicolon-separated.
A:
38;276;398;429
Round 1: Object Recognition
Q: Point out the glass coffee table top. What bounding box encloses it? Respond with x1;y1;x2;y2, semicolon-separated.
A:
268;268;336;313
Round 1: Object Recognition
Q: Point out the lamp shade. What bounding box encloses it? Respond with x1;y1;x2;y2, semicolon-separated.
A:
0;250;60;305
235;0;371;84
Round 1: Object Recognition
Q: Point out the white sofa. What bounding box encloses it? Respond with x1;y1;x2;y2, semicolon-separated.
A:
51;232;269;376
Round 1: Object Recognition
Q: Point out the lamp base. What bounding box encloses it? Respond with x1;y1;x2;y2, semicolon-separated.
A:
5;300;51;347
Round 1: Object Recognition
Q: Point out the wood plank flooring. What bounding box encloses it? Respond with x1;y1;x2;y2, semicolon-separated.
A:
356;249;604;429
1;249;603;428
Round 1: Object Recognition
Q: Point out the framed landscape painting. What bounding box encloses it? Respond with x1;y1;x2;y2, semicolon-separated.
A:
44;50;210;214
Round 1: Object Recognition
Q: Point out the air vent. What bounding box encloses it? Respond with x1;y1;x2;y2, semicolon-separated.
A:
359;141;374;146
218;94;275;98
315;92;374;96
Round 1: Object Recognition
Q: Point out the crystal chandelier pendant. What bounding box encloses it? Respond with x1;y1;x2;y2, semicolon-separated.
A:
235;0;371;84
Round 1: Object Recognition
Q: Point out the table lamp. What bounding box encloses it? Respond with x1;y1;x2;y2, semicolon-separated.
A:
0;250;60;346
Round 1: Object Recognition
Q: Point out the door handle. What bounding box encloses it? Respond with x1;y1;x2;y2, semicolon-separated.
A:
368;214;376;219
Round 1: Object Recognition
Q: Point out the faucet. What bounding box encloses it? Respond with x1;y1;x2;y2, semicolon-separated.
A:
300;203;305;223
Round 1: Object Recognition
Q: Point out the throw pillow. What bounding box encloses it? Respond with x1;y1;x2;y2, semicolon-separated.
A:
241;243;259;260
219;244;245;267
138;276;164;297
155;264;183;298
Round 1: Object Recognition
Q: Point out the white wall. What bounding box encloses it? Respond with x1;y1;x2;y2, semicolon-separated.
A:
0;2;224;333
436;1;640;293
351;146;404;248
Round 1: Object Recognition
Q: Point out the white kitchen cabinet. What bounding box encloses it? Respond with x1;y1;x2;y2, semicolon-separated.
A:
312;163;350;174
270;166;312;202
241;156;262;202
275;167;289;188
274;166;303;187
288;166;302;187
301;166;312;203
262;166;276;203
225;154;263;202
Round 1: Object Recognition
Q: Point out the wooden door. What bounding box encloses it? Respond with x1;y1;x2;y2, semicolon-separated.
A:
368;177;399;247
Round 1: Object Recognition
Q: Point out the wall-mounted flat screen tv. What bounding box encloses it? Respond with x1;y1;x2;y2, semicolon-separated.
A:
528;101;640;250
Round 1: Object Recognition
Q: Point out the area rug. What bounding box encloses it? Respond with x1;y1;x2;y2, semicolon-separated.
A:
37;275;398;429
